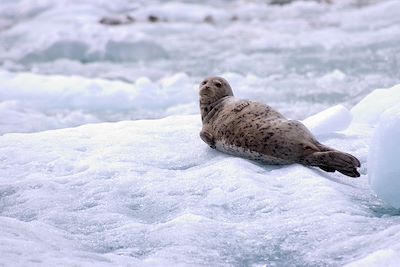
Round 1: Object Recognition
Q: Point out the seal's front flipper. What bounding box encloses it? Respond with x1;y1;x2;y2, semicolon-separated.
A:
200;130;216;149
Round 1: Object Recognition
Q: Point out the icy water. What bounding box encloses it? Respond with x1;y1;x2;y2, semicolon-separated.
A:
1;0;399;133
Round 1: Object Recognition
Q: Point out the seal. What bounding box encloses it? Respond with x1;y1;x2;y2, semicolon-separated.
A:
199;76;361;177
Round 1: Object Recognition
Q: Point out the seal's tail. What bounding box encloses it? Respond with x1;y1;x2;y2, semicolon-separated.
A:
301;150;361;178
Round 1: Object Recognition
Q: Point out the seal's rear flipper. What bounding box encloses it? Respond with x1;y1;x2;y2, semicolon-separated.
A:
319;166;335;173
336;168;360;178
302;151;361;178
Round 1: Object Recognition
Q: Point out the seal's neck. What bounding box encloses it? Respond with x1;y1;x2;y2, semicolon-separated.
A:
200;96;231;123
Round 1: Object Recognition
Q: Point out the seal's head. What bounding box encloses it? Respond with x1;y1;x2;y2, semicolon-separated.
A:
199;77;233;105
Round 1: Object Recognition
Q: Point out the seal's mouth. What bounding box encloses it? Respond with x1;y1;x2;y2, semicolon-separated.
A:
199;87;214;99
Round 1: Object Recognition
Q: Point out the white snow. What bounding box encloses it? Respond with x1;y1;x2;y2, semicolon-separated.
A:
0;96;398;266
0;114;386;267
2;79;400;265
2;81;400;266
0;105;399;266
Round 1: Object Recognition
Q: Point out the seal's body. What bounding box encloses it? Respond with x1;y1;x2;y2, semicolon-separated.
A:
199;77;360;177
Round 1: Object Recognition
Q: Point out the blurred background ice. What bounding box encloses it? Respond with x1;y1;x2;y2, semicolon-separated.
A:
1;0;399;133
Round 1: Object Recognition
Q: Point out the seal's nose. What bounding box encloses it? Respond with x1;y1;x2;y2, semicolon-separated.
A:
200;79;208;87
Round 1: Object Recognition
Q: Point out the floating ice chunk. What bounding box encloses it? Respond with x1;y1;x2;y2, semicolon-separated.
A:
302;104;352;136
368;103;400;208
351;84;400;125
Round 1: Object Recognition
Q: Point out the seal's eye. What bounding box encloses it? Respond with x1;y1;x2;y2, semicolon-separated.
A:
201;80;207;86
214;81;222;88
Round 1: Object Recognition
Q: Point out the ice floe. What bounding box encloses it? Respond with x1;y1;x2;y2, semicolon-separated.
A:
0;91;400;266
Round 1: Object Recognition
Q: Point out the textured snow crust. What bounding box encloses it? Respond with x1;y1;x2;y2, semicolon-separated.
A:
0;112;399;267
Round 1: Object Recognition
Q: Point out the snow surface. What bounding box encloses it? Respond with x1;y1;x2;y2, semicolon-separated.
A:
0;114;394;267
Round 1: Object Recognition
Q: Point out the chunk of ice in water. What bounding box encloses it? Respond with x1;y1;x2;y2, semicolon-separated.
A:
368;103;400;208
